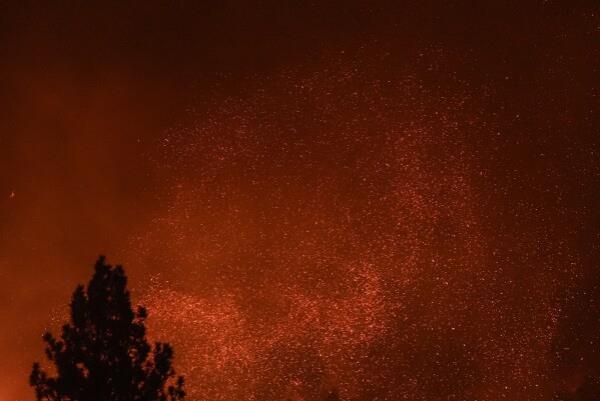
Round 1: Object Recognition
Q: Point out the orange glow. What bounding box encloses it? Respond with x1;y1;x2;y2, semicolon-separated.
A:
2;3;599;401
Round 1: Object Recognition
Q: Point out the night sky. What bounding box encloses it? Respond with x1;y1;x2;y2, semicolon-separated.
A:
1;2;599;401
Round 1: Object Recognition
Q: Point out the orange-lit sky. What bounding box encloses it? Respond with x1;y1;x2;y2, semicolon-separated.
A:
1;2;599;401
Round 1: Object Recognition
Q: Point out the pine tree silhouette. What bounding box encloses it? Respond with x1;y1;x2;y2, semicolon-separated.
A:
30;256;185;401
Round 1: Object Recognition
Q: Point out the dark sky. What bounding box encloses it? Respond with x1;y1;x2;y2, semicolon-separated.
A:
1;2;599;401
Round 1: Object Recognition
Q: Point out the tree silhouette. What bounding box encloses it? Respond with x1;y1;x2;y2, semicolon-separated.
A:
30;256;185;401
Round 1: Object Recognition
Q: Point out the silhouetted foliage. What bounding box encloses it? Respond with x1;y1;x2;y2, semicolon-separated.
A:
30;256;185;401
